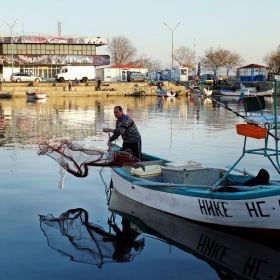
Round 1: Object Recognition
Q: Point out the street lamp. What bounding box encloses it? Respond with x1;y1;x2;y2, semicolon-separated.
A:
164;22;180;69
3;19;18;74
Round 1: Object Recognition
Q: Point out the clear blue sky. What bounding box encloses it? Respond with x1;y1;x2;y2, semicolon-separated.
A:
2;0;280;71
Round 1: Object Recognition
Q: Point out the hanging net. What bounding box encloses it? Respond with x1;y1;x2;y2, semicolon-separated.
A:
37;140;145;177
39;208;145;268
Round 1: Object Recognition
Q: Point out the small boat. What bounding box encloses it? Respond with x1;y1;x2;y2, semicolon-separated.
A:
156;89;176;97
220;95;273;103
220;83;272;96
110;83;280;237
0;92;13;99
109;188;280;279
25;90;47;99
125;90;145;97
189;87;212;97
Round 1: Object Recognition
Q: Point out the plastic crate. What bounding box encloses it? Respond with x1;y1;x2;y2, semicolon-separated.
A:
236;124;267;139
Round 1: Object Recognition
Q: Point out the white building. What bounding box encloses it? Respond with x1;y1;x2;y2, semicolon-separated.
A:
96;64;148;82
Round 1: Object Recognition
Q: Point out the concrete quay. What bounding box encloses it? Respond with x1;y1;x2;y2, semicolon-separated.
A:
1;81;188;98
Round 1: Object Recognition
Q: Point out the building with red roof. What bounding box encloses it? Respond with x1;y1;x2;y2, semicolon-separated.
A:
237;63;269;81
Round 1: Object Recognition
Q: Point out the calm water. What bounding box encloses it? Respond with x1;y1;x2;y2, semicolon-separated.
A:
0;95;280;280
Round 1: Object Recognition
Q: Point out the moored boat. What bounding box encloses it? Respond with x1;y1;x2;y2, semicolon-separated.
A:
110;82;280;237
0;92;13;99
156;89;176;97
25;90;47;99
220;83;272;96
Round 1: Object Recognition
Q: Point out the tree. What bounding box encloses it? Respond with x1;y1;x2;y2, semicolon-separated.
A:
200;47;230;76
223;52;244;77
150;59;163;72
263;45;280;73
107;35;137;65
132;54;163;72
173;46;195;69
133;53;153;70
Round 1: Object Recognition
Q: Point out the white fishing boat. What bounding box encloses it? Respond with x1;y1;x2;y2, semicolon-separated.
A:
110;83;280;237
25;90;47;99
220;83;272;96
156;89;176;97
189;87;212;97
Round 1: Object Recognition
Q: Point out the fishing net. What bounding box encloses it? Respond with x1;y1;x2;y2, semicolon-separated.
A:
37;140;145;177
39;208;145;268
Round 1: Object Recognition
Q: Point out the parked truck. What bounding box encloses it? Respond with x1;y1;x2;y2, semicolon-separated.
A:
55;66;95;82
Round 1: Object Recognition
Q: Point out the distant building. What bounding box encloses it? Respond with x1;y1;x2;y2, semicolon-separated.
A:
96;64;148;82
147;66;188;82
0;35;110;80
237;64;269;82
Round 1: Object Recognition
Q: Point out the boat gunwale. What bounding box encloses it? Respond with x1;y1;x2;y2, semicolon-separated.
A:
112;166;280;200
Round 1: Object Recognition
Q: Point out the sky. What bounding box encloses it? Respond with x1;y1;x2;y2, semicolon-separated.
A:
2;0;280;73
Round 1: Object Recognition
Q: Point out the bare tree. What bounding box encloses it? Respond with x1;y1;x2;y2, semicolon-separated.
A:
200;47;230;76
223;52;244;77
133;53;153;70
263;45;280;73
107;35;137;65
150;59;163;72
173;46;195;69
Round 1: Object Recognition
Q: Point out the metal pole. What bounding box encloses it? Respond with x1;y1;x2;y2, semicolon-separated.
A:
164;22;180;69
172;31;174;68
3;19;18;74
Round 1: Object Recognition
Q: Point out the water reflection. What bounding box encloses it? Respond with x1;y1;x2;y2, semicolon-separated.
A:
0;95;278;150
39;186;280;278
39;208;145;268
108;188;280;280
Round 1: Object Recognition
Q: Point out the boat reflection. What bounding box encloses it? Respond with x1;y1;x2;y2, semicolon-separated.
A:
39;184;280;277
109;188;280;280
39;208;145;268
26;97;47;104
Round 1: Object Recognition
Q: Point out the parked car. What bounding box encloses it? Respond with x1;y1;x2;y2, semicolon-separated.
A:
10;72;43;83
129;72;148;82
200;74;215;80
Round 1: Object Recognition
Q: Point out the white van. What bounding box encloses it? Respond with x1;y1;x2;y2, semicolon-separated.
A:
55;66;95;82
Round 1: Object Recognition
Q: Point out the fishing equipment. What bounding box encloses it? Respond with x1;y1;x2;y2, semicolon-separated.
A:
38;140;144;177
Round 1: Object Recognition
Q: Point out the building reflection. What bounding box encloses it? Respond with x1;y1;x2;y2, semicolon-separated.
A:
0;95;276;150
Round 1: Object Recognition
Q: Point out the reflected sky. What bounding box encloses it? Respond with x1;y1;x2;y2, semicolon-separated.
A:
0;95;279;279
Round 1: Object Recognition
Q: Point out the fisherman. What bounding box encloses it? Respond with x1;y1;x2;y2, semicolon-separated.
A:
103;106;142;159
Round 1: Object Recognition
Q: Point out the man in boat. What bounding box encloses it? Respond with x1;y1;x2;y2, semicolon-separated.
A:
103;106;142;159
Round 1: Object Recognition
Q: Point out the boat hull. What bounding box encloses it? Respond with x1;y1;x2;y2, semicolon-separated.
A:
220;88;272;96
156;89;176;97
25;90;47;99
111;167;280;235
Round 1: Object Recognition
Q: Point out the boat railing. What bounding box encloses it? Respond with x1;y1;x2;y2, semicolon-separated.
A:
213;79;280;189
